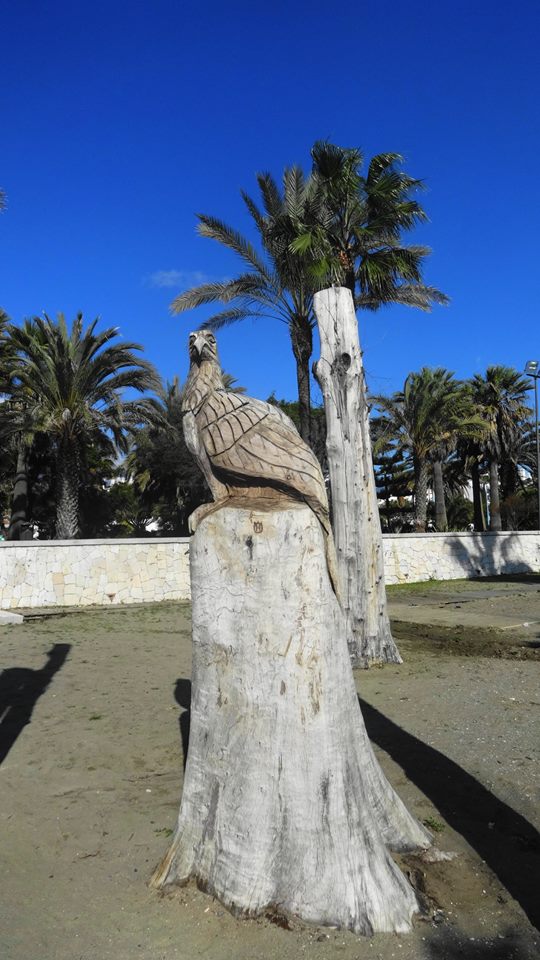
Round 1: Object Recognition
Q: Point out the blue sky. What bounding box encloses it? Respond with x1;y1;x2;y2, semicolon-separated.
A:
1;0;539;403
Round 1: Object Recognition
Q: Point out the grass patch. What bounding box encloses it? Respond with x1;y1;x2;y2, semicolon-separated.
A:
423;816;446;833
386;579;457;595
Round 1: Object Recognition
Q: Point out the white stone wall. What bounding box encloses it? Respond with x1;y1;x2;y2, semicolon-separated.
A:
382;531;540;584
0;538;191;609
0;531;538;609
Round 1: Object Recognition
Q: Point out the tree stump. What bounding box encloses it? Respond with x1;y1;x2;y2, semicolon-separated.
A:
152;503;430;934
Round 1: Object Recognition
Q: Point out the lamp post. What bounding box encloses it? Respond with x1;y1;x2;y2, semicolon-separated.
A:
524;360;540;531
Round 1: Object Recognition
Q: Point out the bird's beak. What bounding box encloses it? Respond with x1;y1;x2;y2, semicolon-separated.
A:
193;335;207;359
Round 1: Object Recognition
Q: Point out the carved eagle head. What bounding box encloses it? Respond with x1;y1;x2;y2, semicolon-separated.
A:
188;329;219;366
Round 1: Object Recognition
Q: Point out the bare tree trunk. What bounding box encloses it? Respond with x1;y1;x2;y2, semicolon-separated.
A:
489;457;502;531
432;460;447;531
55;440;80;539
152;504;430;933
313;287;401;667
413;457;429;532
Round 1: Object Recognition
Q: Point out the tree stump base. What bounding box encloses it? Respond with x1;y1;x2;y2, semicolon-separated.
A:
152;504;429;935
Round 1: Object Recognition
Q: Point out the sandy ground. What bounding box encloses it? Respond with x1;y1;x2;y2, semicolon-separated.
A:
1;588;539;960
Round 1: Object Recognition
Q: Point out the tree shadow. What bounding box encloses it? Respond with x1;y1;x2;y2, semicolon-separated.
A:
447;531;537;581
174;678;191;769
360;698;540;932
471;573;540;585
423;926;536;960
0;643;71;764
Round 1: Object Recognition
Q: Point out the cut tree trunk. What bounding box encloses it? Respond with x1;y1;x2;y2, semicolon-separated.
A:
312;287;401;667
432;460;447;531
413;457;429;532
152;503;430;934
55;440;80;539
489;458;502;531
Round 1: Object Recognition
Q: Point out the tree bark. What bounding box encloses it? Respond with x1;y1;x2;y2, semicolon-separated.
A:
290;317;313;444
489;457;502;531
8;440;29;540
413;457;429;532
152;504;430;933
432;460;447;531
55;440;80;539
471;460;486;531
313;287;402;667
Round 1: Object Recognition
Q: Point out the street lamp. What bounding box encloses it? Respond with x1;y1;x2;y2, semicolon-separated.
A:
524;360;540;531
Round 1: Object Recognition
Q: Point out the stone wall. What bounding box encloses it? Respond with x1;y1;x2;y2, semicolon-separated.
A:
0;531;538;610
382;530;540;584
0;538;191;609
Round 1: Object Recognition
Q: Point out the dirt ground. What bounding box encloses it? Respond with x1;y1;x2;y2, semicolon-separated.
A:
1;583;539;960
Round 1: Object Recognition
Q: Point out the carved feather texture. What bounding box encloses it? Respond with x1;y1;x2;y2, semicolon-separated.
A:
198;391;327;508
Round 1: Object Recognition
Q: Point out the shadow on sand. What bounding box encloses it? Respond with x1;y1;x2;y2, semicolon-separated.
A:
0;643;71;764
174;677;192;769
422;925;536;960
361;698;540;932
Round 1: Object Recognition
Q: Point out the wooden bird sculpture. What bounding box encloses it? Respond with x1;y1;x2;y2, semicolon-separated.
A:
181;329;340;597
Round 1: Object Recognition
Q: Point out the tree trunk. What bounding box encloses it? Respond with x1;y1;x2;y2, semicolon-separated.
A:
471;460;486;531
55;440;80;539
290;318;313;444
313;287;402;667
8;440;29;540
152;504;430;933
432;460;447;531
489;457;502;531
413;457;429;532
500;460;517;501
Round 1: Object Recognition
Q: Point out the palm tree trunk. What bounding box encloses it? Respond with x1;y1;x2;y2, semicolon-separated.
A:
432;460;447;531
413;457;429;532
56;440;80;539
471;460;486;531
489;457;502;531
290;318;313;444
8;440;29;540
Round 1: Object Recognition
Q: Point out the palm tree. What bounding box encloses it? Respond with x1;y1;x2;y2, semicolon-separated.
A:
170;169;318;442
0;312;34;538
373;368;482;532
290;142;448;311
9;313;160;539
470;366;531;531
0;309;13;392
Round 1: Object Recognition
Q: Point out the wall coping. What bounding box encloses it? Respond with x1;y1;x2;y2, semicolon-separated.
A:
0;537;192;548
0;530;537;549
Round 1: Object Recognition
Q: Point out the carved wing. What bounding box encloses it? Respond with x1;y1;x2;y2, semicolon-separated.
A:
195;391;328;509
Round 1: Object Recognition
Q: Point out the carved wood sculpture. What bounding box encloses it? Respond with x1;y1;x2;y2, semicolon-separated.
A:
152;327;432;933
181;329;339;595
